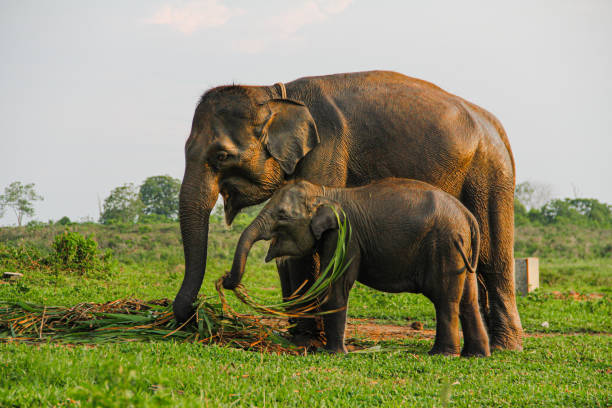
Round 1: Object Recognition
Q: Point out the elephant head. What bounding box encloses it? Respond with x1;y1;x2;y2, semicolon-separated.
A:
222;181;343;290
174;85;320;322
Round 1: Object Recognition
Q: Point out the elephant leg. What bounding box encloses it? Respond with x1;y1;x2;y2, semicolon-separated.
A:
321;297;349;354
275;258;294;301
479;265;523;351
276;254;324;346
462;181;523;351
480;194;523;351
429;299;461;356
320;260;358;354
426;246;462;356
459;273;491;357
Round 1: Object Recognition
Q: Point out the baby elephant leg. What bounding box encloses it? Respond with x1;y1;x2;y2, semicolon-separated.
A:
318;240;358;354
321;272;357;353
428;256;464;356
429;299;462;356
278;255;324;348
321;301;349;354
459;273;491;357
320;266;358;354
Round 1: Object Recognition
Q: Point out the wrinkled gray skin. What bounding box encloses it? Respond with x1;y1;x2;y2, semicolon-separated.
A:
176;70;522;351
223;179;490;356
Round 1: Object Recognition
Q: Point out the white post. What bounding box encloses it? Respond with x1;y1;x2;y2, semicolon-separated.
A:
514;258;539;295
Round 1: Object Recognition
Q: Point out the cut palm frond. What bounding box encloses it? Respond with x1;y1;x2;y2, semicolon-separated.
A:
0;298;300;354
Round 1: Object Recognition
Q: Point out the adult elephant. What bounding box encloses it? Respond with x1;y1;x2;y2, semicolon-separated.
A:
174;70;523;351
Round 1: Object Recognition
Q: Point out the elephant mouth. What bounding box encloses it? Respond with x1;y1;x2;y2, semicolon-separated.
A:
264;237;277;263
222;192;240;225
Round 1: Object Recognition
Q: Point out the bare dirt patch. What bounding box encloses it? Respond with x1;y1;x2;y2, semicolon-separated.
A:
346;318;436;341
259;316;610;344
345;319;611;342
549;291;605;301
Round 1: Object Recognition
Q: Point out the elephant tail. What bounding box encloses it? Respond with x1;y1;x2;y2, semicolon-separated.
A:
467;213;480;275
454;214;480;275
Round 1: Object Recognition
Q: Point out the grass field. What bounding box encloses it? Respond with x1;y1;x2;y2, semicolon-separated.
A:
1;220;611;407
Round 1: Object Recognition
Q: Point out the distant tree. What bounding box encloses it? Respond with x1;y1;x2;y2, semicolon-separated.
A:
515;181;553;210
139;175;181;220
540;198;612;227
100;183;143;224
56;216;72;225
0;181;44;226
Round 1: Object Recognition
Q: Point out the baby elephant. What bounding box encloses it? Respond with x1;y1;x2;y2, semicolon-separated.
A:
223;178;490;357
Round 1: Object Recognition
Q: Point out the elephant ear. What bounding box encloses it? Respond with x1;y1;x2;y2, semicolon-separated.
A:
261;99;320;175
310;205;344;240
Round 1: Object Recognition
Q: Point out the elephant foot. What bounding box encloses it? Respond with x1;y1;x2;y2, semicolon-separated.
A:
490;341;523;352
322;344;348;354
460;346;490;358
485;289;524;352
287;316;325;349
289;333;325;351
489;329;524;352
428;345;460;357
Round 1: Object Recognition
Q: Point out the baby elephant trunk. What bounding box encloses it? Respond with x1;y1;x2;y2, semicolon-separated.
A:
222;213;269;290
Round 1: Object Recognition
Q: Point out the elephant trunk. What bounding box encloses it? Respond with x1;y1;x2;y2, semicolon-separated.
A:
173;166;218;323
223;211;270;289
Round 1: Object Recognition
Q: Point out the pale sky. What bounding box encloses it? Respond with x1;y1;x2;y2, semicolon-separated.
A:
1;0;611;225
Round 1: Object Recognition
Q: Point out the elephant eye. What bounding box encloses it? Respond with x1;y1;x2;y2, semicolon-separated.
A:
276;208;291;221
216;151;229;162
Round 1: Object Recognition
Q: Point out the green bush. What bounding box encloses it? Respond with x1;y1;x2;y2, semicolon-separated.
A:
138;225;153;233
0;231;115;275
138;214;173;224
51;231;114;274
25;220;46;231
0;243;48;271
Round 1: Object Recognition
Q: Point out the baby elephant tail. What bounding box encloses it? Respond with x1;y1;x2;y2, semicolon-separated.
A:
454;214;480;274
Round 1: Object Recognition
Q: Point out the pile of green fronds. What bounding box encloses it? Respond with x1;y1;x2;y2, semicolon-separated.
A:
0;298;299;354
0;209;353;354
219;207;353;318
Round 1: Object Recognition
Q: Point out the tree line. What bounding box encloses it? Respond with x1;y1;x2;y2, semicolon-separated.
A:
0;176;181;226
514;182;612;228
1;179;611;228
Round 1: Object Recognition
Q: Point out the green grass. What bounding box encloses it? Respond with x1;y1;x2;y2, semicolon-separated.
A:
1;336;610;407
1;221;611;406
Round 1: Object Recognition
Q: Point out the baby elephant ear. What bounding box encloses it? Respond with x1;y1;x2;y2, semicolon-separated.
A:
310;206;342;240
261;99;320;175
